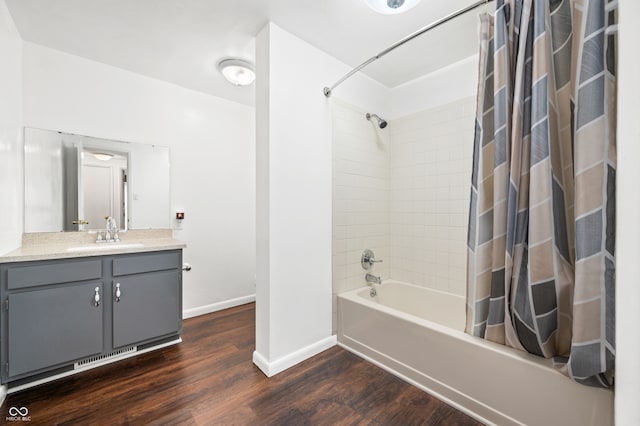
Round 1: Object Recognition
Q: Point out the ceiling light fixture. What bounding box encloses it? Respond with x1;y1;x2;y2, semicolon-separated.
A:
93;152;114;161
217;58;255;86
363;0;422;14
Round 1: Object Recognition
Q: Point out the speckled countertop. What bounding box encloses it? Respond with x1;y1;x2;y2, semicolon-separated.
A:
0;229;186;263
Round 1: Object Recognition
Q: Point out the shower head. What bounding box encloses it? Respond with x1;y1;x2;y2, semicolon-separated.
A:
366;113;388;129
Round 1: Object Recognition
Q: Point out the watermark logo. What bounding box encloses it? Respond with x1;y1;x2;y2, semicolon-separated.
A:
6;406;31;422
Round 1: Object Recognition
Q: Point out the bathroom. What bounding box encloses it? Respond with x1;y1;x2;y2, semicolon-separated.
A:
0;0;638;424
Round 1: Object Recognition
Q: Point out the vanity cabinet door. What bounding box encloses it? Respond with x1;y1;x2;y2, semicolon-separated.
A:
8;282;104;378
112;270;181;349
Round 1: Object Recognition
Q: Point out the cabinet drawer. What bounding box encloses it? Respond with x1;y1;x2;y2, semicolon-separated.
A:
6;259;102;290
112;270;181;348
112;251;180;276
8;282;104;378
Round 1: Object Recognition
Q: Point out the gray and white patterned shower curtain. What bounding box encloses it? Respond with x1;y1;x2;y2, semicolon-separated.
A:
466;0;616;387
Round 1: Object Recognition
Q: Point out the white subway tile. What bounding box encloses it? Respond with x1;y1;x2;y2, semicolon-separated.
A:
334;98;474;300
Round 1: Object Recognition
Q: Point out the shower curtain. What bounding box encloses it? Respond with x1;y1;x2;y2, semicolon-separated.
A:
466;0;616;387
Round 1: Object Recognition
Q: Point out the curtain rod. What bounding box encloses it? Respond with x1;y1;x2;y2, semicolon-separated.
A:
323;0;493;97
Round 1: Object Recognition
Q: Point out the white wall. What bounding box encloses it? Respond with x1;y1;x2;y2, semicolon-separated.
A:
0;0;22;256
254;22;334;375
389;55;479;120
22;42;256;314
255;24;271;360
616;0;640;423
254;23;389;375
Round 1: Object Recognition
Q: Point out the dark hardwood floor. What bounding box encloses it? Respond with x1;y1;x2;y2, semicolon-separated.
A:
4;303;482;425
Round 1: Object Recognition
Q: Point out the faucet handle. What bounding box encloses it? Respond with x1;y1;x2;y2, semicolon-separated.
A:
96;230;103;243
361;249;383;270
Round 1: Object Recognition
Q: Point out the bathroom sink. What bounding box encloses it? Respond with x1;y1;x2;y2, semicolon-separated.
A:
66;243;145;252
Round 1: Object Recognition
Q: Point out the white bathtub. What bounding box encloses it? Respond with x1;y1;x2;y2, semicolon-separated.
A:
337;281;614;426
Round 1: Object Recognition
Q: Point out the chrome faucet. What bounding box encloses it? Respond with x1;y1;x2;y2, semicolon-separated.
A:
365;273;381;285
103;216;119;243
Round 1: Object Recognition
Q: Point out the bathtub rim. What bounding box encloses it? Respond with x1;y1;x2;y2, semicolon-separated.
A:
346;280;465;327
338;280;598;384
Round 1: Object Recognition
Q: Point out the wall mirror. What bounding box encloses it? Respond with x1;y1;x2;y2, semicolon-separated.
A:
24;128;170;232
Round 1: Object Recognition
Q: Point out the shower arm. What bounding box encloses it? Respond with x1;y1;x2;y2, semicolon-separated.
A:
323;0;493;98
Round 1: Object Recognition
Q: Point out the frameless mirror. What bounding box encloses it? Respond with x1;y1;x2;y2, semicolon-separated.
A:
24;128;170;232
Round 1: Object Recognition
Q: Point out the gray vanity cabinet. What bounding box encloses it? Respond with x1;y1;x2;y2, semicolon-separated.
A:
8;282;104;377
112;270;180;348
0;249;182;386
2;257;104;379
112;251;182;348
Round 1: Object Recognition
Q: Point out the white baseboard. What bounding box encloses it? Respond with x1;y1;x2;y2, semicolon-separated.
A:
182;294;256;319
252;350;271;376
0;385;6;407
253;335;337;377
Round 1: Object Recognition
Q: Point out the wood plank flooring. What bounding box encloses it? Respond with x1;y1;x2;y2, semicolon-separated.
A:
5;303;482;425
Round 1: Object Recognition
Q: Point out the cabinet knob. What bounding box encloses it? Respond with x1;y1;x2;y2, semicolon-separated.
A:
93;287;101;307
115;283;121;302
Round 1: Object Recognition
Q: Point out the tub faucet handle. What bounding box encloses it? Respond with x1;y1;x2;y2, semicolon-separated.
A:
361;249;383;270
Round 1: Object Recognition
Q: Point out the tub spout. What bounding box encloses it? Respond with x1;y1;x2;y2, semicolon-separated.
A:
365;273;381;285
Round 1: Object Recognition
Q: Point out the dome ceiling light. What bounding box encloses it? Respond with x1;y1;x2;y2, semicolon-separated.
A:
217;58;255;87
363;0;422;14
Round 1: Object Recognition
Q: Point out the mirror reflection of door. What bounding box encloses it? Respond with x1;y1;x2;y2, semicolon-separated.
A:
81;150;127;231
82;165;111;230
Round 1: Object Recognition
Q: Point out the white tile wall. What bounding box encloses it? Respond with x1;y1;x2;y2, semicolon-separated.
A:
332;96;476;331
332;101;390;331
389;96;475;296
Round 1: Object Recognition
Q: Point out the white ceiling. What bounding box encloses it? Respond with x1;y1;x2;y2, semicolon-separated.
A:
5;0;491;106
